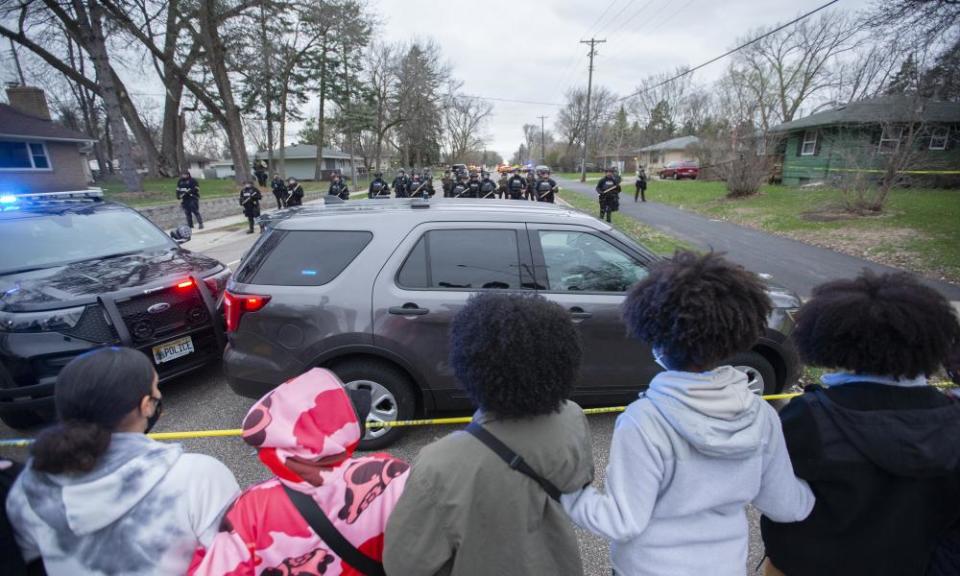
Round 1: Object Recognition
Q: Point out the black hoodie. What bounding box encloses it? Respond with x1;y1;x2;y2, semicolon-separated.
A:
761;383;960;575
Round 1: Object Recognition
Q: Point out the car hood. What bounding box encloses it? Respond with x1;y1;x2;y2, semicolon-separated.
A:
0;249;222;311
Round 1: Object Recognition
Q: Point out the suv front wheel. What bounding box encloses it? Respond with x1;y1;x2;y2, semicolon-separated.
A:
727;351;778;396
330;359;416;450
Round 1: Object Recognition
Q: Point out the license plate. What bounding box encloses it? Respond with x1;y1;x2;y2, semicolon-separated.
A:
152;336;194;364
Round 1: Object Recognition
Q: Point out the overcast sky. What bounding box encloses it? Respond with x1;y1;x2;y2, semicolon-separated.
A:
375;0;875;159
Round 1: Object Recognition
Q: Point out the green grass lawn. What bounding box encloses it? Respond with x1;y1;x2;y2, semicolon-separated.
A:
558;189;691;255
101;177;370;207
643;179;960;284
556;172;603;182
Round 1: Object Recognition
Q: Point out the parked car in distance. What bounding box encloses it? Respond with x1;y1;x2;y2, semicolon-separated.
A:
658;161;700;180
223;198;802;448
0;190;231;429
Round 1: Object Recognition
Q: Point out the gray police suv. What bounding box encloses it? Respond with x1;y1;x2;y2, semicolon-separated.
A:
224;198;801;448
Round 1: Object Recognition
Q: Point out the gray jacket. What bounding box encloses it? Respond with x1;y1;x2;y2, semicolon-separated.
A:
383;401;594;576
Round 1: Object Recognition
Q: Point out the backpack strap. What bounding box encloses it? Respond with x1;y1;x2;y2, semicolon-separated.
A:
465;421;562;502
281;484;386;576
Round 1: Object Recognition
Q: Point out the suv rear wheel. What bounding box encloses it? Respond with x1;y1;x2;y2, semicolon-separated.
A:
727;351;778;396
330;359;415;450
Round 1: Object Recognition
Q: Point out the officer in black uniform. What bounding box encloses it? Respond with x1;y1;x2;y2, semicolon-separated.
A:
441;170;454;197
596;167;621;222
634;167;648;202
525;168;536;200
239;180;263;234
393;169;410;198
368;171;391;199
464;171;482;198
270;173;288;209
479;171;498;199
253;161;268;187
286;177;304;207
506;169;526;200
497;171;509;198
533;169;559;203
451;172;469;198
408;173;429;198
175;171;203;229
328;173;350;200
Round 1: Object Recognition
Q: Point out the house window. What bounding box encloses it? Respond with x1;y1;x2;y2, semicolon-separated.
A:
878;126;903;154
801;131;817;156
0;141;52;171
929;127;949;150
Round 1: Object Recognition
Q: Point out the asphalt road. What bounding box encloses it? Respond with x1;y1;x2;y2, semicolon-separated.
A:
558;177;960;301
0;202;770;575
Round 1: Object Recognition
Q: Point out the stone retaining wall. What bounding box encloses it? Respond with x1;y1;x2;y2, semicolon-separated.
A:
138;196;243;230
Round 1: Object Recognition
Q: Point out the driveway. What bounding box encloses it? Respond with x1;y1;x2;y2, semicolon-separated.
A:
558;178;960;301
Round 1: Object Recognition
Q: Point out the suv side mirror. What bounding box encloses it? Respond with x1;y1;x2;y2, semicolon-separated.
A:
170;225;192;244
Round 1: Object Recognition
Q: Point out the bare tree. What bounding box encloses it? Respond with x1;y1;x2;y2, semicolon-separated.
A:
443;91;492;162
728;11;862;130
365;41;401;170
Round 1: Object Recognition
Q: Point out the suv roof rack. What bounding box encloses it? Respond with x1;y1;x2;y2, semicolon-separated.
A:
1;188;104;208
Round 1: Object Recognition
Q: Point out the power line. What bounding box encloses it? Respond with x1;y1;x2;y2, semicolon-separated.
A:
606;0;663;39
584;0;627;38
459;94;562;107
616;0;841;103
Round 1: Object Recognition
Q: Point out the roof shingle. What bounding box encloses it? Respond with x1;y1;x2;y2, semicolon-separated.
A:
0;104;94;142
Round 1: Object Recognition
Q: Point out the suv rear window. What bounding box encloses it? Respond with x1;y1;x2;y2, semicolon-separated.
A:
398;229;522;290
236;230;372;286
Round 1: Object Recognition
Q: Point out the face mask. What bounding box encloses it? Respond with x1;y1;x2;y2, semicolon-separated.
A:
652;347;670;370
145;396;163;434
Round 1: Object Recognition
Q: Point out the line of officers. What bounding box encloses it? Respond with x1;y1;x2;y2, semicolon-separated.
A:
369;167;560;203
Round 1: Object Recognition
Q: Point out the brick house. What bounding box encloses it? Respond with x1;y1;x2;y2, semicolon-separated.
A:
1;86;95;194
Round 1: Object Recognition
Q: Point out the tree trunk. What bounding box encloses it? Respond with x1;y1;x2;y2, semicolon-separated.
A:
314;53;327;181
198;0;249;185
84;0;141;191
159;76;184;174
258;3;274;174
278;84;289;178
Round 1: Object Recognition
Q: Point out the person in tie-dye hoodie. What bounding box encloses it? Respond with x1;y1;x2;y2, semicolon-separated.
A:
189;368;409;576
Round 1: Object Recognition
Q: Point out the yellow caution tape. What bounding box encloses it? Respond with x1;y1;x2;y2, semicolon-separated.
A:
0;386;952;448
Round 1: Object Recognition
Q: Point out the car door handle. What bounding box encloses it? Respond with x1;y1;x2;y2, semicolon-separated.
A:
389;304;430;316
569;307;592;320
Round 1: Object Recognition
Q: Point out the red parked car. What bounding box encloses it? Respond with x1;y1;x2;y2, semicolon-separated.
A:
658;161;699;180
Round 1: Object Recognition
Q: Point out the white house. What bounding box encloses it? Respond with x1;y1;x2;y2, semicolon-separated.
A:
634;135;700;172
255;145;354;181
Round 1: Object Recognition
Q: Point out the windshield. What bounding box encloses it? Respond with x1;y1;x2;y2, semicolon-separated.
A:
0;207;174;275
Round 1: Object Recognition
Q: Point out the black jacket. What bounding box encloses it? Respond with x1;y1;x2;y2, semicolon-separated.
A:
328;180;349;200
271;177;287;197
286;184;304;206
176;177;200;207
239;186;262;217
368;178;390;198
533;177;558;202
761;383;960;576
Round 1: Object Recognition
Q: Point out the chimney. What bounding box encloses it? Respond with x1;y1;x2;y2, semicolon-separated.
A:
6;86;51;121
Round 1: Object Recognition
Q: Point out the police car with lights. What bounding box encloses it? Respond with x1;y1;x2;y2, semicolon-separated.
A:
0;190;231;428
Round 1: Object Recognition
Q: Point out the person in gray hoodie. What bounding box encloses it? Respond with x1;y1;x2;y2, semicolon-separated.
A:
5;347;240;576
562;251;814;576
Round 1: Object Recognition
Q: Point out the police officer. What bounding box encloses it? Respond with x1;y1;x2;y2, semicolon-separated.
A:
286;177;304;207
497;170;509;198
479;171;498;199
270;173;287;209
441;170;454;197
253;161;268;187
506;169;526;200
175;171;203;229
408;173;429;198
239;180;263;234
525;168;536;200
393;169;410;198
368;171;391;199
451;172;469;198
328;173;349;200
596;167;621;222
465;171;482;198
533;169;559;203
634;166;648;202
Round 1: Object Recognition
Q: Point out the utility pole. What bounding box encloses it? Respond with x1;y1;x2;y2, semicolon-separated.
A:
579;38;605;183
537;115;548;165
9;38;26;86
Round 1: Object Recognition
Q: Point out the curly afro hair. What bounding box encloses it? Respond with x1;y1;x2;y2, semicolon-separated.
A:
622;251;771;371
449;293;582;418
792;271;960;379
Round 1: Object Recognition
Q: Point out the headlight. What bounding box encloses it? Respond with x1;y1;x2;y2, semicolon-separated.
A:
0;306;86;333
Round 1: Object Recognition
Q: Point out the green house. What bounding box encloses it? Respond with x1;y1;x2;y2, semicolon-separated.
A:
769;96;960;187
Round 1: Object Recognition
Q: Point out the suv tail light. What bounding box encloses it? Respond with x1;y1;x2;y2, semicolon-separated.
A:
223;290;271;333
202;267;233;304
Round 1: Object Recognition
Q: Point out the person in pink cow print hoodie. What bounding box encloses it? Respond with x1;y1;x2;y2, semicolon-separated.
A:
189;368;409;576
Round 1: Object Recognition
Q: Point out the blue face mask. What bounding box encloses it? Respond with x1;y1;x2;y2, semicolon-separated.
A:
652;347;670;370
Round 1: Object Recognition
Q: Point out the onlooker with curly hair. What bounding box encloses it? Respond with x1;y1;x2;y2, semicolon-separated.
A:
562;251;814;576
761;271;960;576
383;293;593;576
